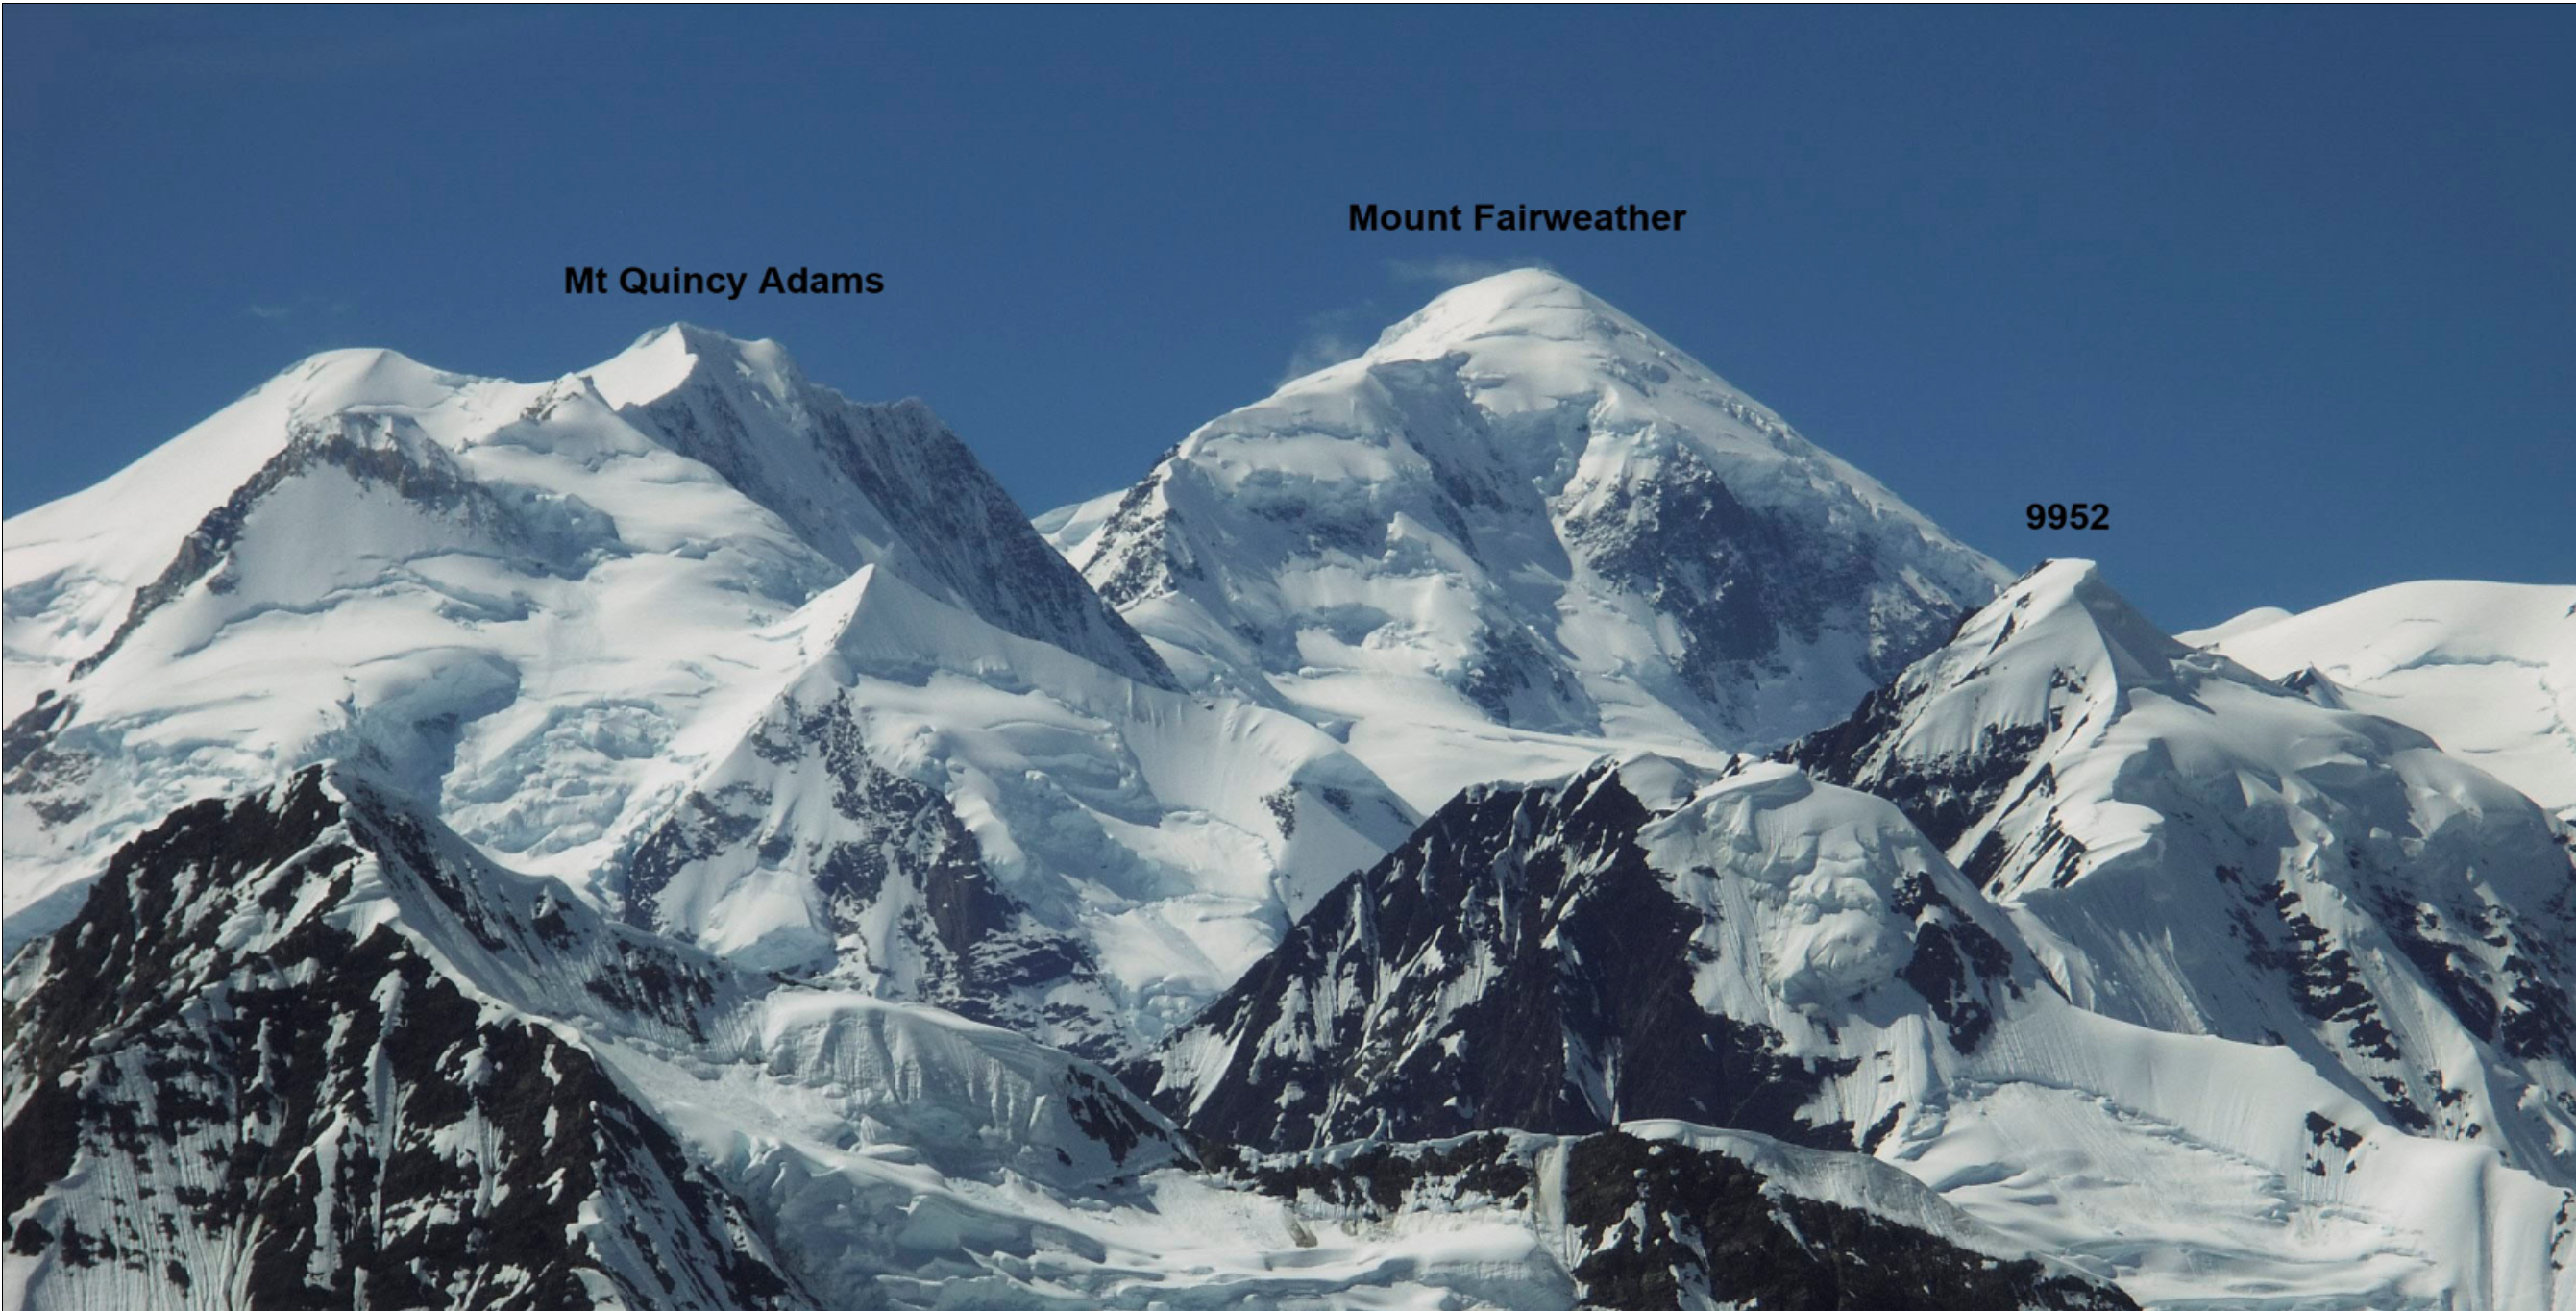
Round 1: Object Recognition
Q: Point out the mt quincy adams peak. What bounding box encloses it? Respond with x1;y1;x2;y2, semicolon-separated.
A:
1;326;1417;1057
1044;269;2011;809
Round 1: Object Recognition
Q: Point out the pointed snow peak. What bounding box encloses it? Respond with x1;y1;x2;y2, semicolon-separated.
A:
1353;267;1743;396
1;344;481;616
582;328;1182;690
1795;559;2217;769
1369;267;1627;355
1075;267;2007;785
258;346;476;420
586;322;805;410
1971;558;2198;689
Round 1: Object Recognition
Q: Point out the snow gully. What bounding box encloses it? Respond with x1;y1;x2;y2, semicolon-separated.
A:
620;266;748;300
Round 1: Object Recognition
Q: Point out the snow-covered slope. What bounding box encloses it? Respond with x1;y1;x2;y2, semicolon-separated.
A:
1140;750;2576;1308
621;562;1416;1055
1790;559;2576;1184
1046;269;2010;809
3;329;1151;922
2182;581;2576;823
1;329;1416;1053
590;326;1174;692
4;766;2143;1311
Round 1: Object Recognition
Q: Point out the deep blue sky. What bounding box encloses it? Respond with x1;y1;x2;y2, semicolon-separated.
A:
6;7;2568;629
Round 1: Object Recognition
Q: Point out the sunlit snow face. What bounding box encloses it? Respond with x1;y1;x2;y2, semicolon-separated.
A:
1638;762;1939;1013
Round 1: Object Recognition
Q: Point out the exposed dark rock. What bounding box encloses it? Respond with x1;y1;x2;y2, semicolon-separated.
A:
1221;1129;2135;1311
1130;766;1855;1152
2;766;820;1311
625;697;1116;1060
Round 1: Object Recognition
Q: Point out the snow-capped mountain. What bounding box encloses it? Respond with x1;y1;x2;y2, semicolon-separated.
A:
2181;581;2576;824
1789;560;2576;1179
3;328;1144;915
589;327;1176;693
7;293;2572;1310
3;766;2140;1310
1044;269;2011;808
0;328;1416;1053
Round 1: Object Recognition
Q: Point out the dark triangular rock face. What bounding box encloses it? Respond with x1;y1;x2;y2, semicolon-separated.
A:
2;768;818;1310
1130;758;2030;1155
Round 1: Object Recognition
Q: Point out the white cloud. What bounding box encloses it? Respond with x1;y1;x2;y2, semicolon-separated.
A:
1385;255;1552;286
245;297;351;324
1279;326;1364;383
1277;257;1558;383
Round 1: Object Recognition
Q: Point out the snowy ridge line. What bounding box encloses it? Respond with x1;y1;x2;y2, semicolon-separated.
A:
2;762;1189;1306
2;764;827;1310
1788;558;2576;1186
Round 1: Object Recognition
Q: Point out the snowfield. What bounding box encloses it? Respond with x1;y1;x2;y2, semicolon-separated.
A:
2184;581;2576;823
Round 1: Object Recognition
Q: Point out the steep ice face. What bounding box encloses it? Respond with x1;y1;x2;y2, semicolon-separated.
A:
1790;559;2576;1181
2184;581;2576;823
1050;268;2009;809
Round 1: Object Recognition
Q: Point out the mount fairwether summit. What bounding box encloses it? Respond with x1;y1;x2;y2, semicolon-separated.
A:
5;269;2573;1311
1043;269;2010;808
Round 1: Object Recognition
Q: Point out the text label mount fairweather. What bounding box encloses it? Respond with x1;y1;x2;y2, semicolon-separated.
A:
1350;204;1686;232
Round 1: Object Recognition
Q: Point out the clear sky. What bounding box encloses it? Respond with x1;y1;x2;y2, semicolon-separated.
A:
5;7;2568;630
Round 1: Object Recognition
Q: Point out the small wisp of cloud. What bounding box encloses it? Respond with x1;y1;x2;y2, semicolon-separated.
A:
1278;257;1559;383
1386;255;1553;286
1280;324;1367;383
244;296;352;324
